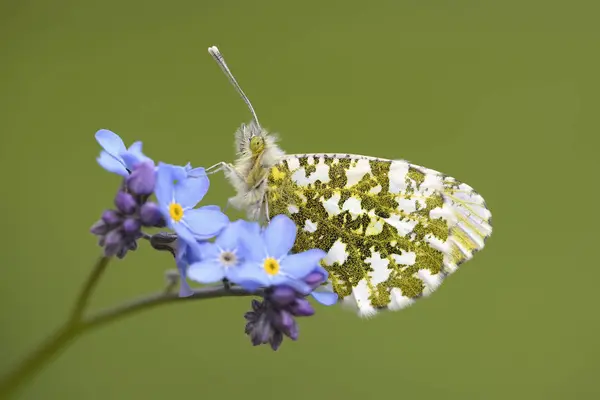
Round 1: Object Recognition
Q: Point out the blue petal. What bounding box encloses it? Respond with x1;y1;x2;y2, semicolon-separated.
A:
176;257;193;297
238;228;266;262
215;222;244;251
95;129;126;156
155;163;177;209
127;141;143;154
311;290;338;306
121;152;143;171
124;141;153;169
231;261;270;289
97;151;128;176
263;215;297;259
173;222;202;259
271;275;312;294
280;248;327;280
183;207;229;239
236;220;262;236
175;168;209;209
186;166;207;178
187;260;225;284
198;241;220;260
201;205;222;212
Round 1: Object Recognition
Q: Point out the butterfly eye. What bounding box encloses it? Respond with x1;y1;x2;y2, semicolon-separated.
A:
249;136;265;154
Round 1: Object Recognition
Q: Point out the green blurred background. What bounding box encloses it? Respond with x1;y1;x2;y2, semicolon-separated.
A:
1;0;599;399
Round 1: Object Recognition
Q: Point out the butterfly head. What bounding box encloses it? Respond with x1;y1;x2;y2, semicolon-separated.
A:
234;120;269;157
249;135;265;155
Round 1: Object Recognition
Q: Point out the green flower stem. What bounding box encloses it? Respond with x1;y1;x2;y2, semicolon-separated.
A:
69;256;111;321
0;256;259;399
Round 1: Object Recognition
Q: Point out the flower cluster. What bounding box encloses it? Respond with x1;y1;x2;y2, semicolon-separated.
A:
91;161;165;258
91;129;337;349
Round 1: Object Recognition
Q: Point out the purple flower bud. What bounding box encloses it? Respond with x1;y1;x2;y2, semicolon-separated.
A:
126;161;155;195
252;318;272;345
104;229;124;257
90;220;109;235
139;202;163;226
251;299;262;312
304;270;327;289
122;218;141;235
270;286;297;307
114;191;136;214
101;210;122;226
270;331;283;351
273;309;295;334
289;298;315;317
288;320;299;341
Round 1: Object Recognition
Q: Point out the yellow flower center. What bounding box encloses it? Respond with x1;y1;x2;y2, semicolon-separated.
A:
169;202;184;222
263;257;280;276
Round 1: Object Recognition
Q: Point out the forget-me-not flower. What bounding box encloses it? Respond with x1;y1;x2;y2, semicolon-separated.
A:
154;162;229;296
95;129;152;177
187;220;259;285
234;214;327;294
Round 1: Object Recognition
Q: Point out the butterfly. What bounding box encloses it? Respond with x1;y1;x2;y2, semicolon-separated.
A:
205;46;493;318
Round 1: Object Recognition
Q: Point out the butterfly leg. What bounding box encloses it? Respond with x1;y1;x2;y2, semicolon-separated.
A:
206;161;244;180
262;194;270;222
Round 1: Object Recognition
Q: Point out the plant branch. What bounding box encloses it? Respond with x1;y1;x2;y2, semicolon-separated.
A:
80;285;260;330
0;284;259;399
69;256;110;321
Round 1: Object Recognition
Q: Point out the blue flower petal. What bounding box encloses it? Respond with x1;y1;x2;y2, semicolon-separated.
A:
175;168;209;209
172;222;202;259
263;215;297;259
231;261;271;289
271;275;312;294
197;241;220;260
97;151;128;176
187;260;226;284
201;205;222;212
186;166;207;178
124;141;153;169
183;207;229;238
238;228;266;262
121;152;143;171
95;129;127;156
311;290;338;306
237;220;262;236
176;257;194;297
127;141;143;154
155;163;175;213
280;248;327;280
215;221;245;250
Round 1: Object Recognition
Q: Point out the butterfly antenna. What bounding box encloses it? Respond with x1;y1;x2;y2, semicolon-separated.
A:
208;45;261;130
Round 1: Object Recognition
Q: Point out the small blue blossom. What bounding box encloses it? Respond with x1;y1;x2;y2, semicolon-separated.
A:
234;215;327;294
95;129;152;177
187;220;259;285
154;162;230;296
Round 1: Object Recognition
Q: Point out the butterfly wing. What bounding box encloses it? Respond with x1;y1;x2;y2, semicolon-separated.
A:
266;153;492;317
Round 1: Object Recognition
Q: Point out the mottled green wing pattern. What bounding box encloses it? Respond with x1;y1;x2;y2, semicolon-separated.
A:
266;153;492;317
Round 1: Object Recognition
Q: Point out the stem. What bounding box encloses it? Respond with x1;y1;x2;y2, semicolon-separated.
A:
81;286;258;330
0;323;80;399
69;257;110;321
0;285;258;399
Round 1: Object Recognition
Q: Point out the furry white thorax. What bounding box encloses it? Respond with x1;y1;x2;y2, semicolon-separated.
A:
223;120;285;221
